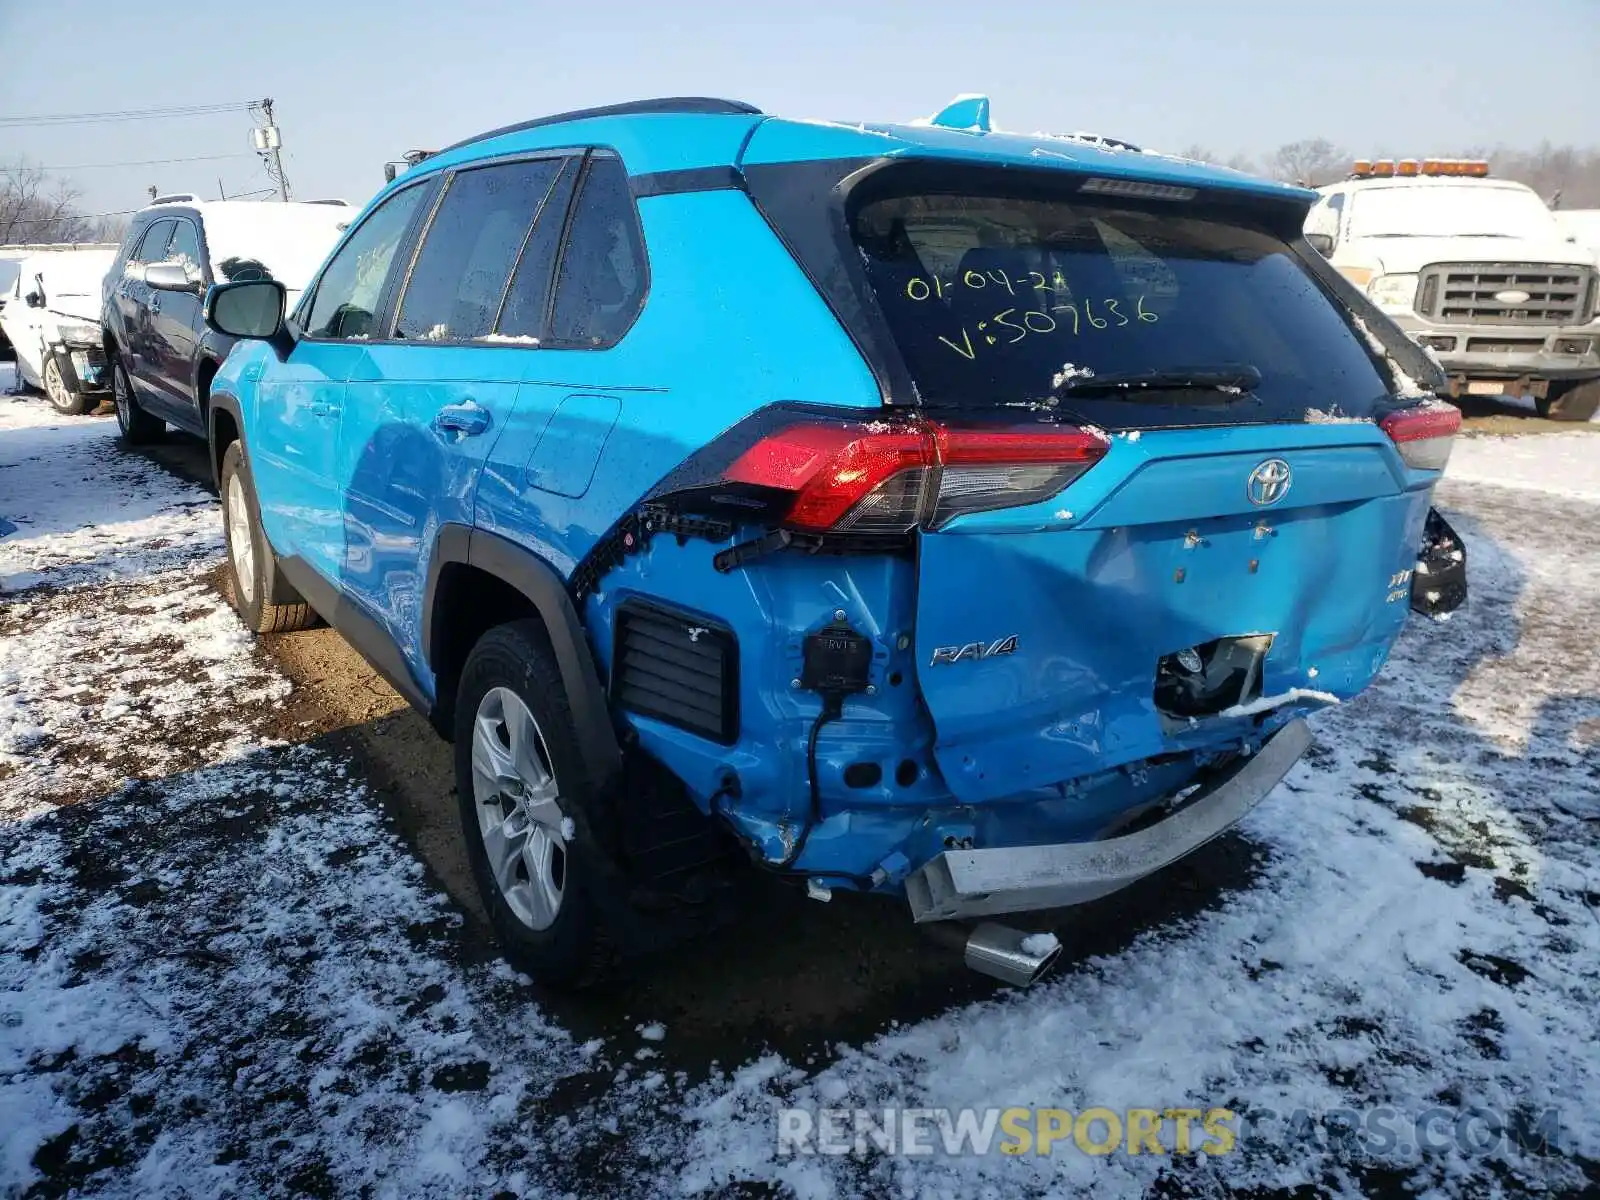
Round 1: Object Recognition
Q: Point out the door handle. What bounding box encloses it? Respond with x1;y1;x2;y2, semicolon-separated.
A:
432;401;491;438
309;400;341;418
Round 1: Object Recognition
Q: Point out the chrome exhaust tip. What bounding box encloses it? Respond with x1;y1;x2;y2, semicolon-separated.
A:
965;922;1062;987
924;921;1062;987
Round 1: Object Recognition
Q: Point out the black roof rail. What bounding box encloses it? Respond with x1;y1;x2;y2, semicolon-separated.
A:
438;97;762;155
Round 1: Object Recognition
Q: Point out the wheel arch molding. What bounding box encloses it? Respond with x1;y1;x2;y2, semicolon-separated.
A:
424;524;623;793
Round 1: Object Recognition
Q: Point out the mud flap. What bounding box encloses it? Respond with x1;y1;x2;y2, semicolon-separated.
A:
1411;508;1467;618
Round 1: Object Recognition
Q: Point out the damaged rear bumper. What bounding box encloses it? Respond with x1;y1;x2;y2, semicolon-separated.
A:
1410;508;1466;619
903;717;1312;923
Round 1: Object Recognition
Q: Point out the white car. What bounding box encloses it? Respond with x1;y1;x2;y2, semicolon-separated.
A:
0;250;117;415
1305;160;1600;421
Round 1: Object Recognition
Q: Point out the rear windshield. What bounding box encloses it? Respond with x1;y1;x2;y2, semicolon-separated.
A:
852;191;1390;420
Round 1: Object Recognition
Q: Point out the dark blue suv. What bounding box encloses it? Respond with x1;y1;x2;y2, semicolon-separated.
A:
204;96;1466;988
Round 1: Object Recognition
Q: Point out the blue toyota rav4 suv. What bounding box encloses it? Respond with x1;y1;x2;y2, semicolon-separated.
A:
203;96;1466;988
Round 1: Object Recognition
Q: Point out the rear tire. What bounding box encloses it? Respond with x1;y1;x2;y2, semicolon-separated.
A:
455;621;618;989
111;358;164;444
42;356;89;416
1537;379;1600;422
219;440;316;634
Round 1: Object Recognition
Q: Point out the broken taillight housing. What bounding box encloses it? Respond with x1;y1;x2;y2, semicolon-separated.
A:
1380;401;1462;471
723;416;1108;533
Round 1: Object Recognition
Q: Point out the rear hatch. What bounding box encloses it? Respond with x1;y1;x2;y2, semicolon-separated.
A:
846;172;1449;803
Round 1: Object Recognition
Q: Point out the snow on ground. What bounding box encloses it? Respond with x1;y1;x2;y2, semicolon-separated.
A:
2;383;1598;1197
1446;431;1600;502
0;385;219;593
653;480;1600;1196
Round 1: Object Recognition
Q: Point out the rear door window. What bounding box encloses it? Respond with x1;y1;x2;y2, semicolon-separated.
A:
852;190;1389;423
395;157;566;341
495;159;580;340
547;154;647;347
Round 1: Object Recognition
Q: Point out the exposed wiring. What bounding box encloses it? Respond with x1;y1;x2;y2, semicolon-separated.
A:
775;697;843;871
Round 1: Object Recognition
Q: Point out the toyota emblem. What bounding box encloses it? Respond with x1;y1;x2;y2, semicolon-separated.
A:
1247;459;1293;506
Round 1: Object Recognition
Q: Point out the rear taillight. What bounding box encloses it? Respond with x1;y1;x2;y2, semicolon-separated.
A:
724;418;1107;533
1380;401;1461;471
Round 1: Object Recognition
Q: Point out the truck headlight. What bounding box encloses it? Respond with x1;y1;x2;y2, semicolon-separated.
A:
1367;273;1420;313
55;322;100;346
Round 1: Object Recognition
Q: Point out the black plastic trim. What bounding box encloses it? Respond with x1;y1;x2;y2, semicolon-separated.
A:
437;98;762;155
205;389;244;491
630;166;745;198
423;524;623;792
610;598;740;744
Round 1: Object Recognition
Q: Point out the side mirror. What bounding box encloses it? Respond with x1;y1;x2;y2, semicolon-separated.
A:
24;291;44;308
383;163;397;184
1306;233;1336;257
206;279;287;339
145;262;198;292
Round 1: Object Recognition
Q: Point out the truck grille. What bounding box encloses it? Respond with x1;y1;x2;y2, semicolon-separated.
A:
1417;262;1595;326
611;599;739;744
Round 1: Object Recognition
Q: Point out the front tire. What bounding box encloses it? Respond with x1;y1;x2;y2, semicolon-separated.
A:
1536;379;1600;422
111;358;164;443
42;356;89;416
219;440;316;634
455;621;617;989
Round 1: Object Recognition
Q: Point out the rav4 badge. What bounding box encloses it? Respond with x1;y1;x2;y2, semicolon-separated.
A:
929;635;1019;666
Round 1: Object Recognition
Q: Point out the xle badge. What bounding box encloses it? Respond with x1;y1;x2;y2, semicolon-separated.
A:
929;635;1019;667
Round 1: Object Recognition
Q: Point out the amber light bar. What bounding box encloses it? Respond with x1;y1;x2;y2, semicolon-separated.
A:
1350;158;1490;179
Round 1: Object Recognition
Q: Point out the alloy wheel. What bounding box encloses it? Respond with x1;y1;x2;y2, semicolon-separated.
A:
469;686;569;931
225;473;257;604
113;366;131;433
43;358;71;411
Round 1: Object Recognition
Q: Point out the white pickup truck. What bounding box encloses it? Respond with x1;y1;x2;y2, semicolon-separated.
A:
1305;160;1600;420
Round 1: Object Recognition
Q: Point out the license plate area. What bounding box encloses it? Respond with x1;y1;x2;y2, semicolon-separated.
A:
1154;634;1274;725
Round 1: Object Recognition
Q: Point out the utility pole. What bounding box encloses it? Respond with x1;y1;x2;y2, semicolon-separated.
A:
252;98;292;202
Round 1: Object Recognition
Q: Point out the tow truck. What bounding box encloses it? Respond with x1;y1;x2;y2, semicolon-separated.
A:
1305;159;1600;420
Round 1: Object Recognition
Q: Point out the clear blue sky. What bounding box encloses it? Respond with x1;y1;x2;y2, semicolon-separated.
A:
4;0;1597;219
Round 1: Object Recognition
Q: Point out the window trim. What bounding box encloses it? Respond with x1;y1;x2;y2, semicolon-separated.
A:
387;148;575;345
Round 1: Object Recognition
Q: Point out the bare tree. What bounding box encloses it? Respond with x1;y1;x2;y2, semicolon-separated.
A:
1178;145;1263;175
0;162;98;245
1266;138;1348;188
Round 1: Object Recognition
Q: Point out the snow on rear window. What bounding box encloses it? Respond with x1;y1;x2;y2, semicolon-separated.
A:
201;204;351;291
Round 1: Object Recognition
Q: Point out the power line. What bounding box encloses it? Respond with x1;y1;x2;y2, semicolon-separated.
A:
14;186;284;228
0;101;259;128
1;153;251;172
11;207;142;225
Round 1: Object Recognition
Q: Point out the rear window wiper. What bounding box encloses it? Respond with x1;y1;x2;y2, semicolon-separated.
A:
1052;365;1263;397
